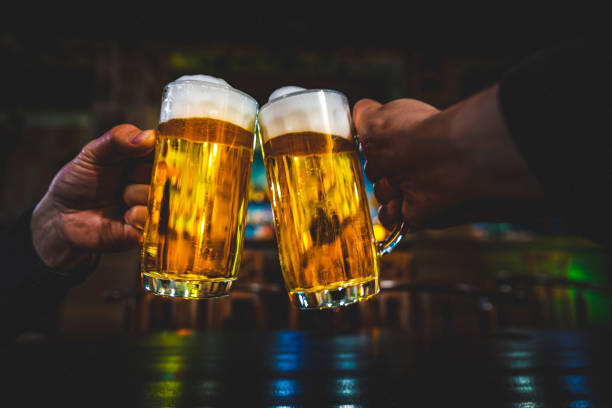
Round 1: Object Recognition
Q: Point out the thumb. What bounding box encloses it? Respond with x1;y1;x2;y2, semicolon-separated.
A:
81;124;155;165
352;98;382;135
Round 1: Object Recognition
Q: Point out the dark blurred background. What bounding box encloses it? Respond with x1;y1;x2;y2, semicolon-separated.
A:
1;11;609;338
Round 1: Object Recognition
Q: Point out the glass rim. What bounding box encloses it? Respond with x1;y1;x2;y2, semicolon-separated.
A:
164;78;259;108
260;88;347;113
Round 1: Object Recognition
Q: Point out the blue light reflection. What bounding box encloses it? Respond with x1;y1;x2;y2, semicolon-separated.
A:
510;376;535;394
564;375;588;394
270;379;300;398
274;352;300;372
334;352;358;371
336;378;359;397
568;401;591;408
272;332;305;373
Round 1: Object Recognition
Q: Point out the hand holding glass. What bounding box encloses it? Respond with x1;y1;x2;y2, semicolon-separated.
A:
140;76;258;299
258;89;405;309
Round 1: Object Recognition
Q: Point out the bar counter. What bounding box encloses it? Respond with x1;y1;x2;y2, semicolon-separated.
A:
4;327;611;407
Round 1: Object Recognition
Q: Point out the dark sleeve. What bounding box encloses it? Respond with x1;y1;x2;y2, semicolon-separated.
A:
498;36;612;246
0;209;99;343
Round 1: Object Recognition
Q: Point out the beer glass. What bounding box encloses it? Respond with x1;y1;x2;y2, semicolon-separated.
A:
141;76;258;299
258;88;405;309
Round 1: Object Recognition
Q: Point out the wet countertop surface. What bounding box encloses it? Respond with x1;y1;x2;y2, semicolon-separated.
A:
3;328;611;407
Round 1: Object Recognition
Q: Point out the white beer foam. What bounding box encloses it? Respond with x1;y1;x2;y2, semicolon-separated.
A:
268;86;306;102
175;74;229;87
259;88;352;142
160;75;258;131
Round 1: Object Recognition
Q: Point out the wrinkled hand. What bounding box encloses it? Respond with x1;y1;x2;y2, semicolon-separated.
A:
353;85;546;232
31;124;155;271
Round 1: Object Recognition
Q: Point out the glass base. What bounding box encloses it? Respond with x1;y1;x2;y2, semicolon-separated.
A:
289;278;379;310
141;273;234;299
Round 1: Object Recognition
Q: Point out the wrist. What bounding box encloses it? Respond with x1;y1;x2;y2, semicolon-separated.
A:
407;84;552;226
451;84;547;203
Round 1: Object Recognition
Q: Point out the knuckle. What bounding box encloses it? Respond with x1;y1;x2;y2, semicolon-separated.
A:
357;115;391;155
368;114;390;133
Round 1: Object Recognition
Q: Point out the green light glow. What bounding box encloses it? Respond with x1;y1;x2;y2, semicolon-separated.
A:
567;252;608;285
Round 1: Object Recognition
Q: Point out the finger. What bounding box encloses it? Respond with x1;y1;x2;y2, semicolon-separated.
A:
373;178;401;205
88;217;142;252
81;124;156;165
124;205;147;231
123;184;150;207
353;99;383;153
352;98;382;134
400;193;432;232
378;199;402;231
363;159;386;183
120;224;143;249
127;161;153;184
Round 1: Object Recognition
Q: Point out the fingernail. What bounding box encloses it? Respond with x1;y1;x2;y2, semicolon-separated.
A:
131;130;154;144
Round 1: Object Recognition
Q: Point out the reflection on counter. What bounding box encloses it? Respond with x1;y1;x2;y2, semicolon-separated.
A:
93;225;609;337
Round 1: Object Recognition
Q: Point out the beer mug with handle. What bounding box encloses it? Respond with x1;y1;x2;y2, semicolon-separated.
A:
140;75;259;299
258;87;405;309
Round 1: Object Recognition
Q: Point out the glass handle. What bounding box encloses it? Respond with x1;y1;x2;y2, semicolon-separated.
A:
353;130;408;256
376;220;408;256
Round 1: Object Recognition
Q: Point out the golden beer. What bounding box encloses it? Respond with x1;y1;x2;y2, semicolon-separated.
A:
263;132;379;301
141;76;258;298
258;88;404;309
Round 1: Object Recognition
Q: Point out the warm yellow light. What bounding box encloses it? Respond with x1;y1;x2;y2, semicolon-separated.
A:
176;328;192;336
373;224;388;242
